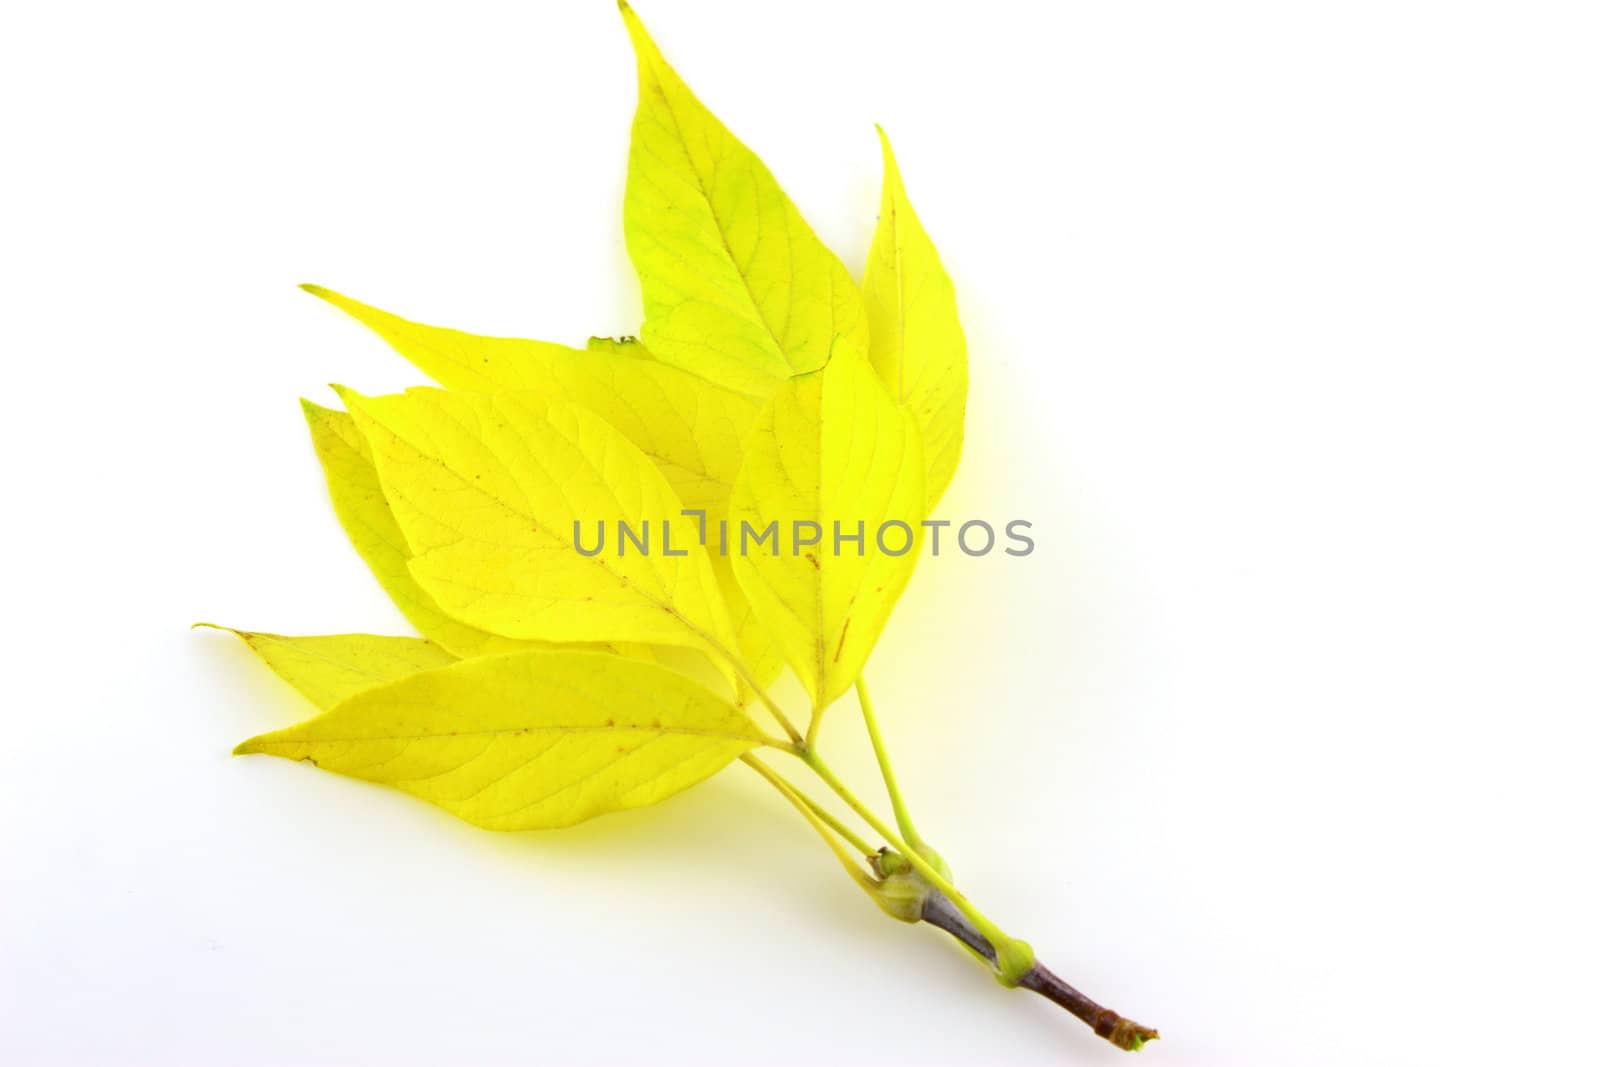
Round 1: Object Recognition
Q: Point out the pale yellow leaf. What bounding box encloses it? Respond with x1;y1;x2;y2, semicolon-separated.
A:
714;551;785;701
729;347;926;715
302;399;538;658
301;284;580;395
199;624;456;710
620;2;867;398
304;291;761;512
236;650;769;830
339;387;741;686
303;399;655;664
863;129;969;509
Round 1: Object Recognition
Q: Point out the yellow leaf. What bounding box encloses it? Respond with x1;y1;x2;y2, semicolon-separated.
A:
235;650;770;830
713;551;785;702
301;310;759;690
729;347;926;716
620;2;867;398
301;284;580;395
302;399;537;658
304;289;760;512
863;129;969;510
303;400;655;663
339;387;742;687
198;624;456;710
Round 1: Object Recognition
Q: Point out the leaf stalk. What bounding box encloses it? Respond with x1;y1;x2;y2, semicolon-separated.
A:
854;674;930;857
740;754;877;895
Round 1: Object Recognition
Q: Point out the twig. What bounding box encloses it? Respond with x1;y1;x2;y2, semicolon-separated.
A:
920;890;1160;1052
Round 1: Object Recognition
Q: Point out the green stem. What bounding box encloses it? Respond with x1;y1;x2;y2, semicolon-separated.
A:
798;748;1034;983
740;754;877;895
787;778;879;858
855;675;926;853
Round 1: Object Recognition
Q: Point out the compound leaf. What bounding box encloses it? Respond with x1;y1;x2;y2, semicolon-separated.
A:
235;649;769;830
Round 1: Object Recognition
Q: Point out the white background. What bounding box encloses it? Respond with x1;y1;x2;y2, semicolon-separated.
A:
3;2;1597;1064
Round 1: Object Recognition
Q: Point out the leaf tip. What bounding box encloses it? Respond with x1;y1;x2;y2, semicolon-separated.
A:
300;284;383;327
616;0;656;61
193;622;262;646
874;125;901;176
299;396;333;421
328;382;364;408
194;620;251;637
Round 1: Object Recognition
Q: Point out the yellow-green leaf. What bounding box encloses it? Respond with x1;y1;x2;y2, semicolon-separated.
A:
199;624;456;710
304;290;761;512
620;2;867;398
729;347;926;715
586;335;650;359
236;650;769;830
302;399;539;658
863;129;969;510
340;387;741;684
